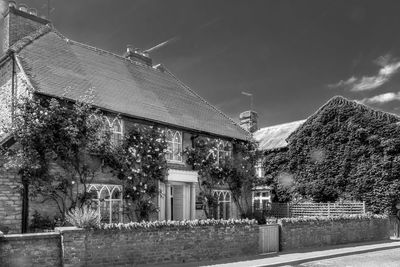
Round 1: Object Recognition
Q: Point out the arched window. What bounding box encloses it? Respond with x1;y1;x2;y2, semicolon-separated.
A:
87;184;123;224
166;129;182;162
213;190;231;219
106;117;123;146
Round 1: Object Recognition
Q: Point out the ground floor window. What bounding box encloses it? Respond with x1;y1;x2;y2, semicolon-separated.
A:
252;188;271;211
87;184;123;224
213;190;231;219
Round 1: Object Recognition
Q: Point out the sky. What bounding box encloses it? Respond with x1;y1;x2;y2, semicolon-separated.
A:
10;0;400;127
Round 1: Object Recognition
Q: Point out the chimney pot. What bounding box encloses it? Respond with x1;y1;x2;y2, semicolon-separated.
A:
18;3;28;12
28;8;37;16
124;45;152;66
8;1;17;8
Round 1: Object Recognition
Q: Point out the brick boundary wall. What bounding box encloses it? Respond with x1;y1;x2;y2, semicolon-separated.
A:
0;232;62;267
279;217;390;251
58;224;259;267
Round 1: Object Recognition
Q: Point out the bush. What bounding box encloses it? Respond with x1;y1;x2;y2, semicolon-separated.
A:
65;206;100;229
29;210;56;232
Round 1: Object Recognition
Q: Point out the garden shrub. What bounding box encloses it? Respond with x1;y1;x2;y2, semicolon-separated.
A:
65;206;100;229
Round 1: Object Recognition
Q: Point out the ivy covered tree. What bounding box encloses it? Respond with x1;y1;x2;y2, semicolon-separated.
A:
2;90;110;229
263;96;400;214
103;125;168;221
185;137;260;218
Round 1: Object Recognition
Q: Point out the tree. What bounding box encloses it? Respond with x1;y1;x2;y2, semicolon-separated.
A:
103;125;168;221
185;137;260;218
2;90;110;228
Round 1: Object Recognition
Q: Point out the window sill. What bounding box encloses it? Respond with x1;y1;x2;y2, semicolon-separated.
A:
167;160;185;165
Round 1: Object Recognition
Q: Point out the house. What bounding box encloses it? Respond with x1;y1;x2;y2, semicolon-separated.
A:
0;2;250;233
254;95;400;211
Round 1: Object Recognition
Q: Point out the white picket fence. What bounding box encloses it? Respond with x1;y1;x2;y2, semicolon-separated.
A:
289;201;366;217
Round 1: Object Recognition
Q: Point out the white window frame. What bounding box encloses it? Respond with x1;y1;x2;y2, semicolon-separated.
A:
87;184;123;224
106;117;123;146
213;190;231;219
166;129;183;163
208;140;232;165
252;188;271;211
255;160;264;178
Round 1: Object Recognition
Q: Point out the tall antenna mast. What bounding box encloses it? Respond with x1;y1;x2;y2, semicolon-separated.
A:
241;91;254;111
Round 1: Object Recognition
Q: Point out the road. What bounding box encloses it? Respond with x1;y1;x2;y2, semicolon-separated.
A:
286;247;400;267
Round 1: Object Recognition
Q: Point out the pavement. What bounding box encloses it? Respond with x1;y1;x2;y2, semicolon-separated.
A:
158;239;400;267
203;239;400;267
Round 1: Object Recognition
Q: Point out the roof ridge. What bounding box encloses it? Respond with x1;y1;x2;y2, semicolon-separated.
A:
258;119;306;131
163;67;251;140
51;30;162;73
287;95;400;141
10;24;52;53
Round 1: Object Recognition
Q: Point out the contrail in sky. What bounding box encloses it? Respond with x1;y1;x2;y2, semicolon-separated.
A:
145;17;221;54
145;36;180;53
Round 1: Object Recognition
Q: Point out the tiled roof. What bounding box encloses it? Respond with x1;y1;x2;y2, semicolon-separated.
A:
15;29;249;140
254;120;305;151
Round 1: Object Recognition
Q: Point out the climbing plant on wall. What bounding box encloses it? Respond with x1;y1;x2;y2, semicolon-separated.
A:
103;125;168;221
263;97;400;214
2;90;110;228
185;137;260;218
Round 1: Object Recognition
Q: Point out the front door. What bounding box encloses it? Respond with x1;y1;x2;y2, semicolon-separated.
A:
171;184;189;220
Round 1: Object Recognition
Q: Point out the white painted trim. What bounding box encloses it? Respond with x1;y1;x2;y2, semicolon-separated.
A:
167;169;198;183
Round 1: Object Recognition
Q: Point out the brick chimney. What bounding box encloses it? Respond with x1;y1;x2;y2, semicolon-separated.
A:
0;1;50;55
124;45;152;66
239;110;258;133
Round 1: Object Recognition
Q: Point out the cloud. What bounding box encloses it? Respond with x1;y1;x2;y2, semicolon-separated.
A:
360;92;400;105
329;54;400;91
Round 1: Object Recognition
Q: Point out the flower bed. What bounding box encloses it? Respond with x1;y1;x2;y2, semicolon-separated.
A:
279;213;387;224
99;218;256;230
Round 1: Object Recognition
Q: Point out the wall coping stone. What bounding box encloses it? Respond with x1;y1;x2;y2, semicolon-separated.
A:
55;226;83;233
0;231;59;241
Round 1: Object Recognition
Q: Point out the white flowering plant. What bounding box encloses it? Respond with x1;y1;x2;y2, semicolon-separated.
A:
279;213;388;224
99;218;256;230
103;124;168;221
3;89;110;225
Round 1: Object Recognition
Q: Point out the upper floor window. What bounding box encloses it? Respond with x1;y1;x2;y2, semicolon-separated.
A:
106;117;123;146
208;140;232;165
166;129;182;162
255;160;265;178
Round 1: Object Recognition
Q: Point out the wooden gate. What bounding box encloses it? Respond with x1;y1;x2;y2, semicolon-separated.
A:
259;224;279;253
